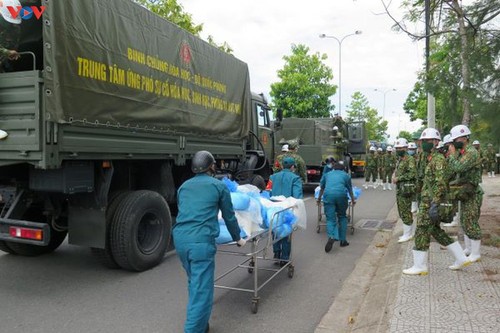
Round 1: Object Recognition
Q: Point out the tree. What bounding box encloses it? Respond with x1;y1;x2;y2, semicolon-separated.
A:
270;44;337;118
382;0;500;125
345;92;388;142
134;0;232;53
397;130;413;142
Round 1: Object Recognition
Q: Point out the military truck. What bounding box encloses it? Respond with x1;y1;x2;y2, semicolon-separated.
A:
0;0;274;271
273;117;366;184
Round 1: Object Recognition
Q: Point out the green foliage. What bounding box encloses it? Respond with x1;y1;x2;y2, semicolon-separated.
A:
270;44;337;118
397;130;414;142
401;0;499;142
134;0;232;53
345;92;388;142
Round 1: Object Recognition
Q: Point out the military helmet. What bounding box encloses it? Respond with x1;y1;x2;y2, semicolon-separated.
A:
369;146;376;152
281;144;289;152
387;146;394;152
191;150;215;174
419;127;441;140
488;143;493;147
443;134;453;145
333;126;339;131
394;138;408;148
436;141;445;150
472;140;480;145
408;142;418;149
0;0;22;24
288;141;298;150
377;147;383;152
449;124;471;140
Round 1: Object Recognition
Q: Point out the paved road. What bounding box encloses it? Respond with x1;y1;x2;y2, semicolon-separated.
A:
0;179;395;333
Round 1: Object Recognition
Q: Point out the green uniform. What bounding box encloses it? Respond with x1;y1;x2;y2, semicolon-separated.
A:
0;20;20;72
376;153;384;181
395;154;417;226
484;147;496;173
448;145;483;240
414;151;454;251
415;151;429;202
365;152;377;182
382;153;397;183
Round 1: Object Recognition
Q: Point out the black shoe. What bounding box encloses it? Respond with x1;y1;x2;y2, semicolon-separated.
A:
325;238;335;253
340;240;349;247
206;323;209;332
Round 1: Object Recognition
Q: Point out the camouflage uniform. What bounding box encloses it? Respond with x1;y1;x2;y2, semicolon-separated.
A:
382;152;397;183
414;151;454;251
376;152;385;181
395;153;417;226
484;147;496;173
415;151;429;202
364;152;377;182
448;145;483;240
0;20;20;72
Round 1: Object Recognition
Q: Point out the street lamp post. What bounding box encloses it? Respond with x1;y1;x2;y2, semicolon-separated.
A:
319;31;362;117
374;88;396;119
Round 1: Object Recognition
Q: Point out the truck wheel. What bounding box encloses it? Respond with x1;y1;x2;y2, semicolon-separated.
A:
0;241;17;255
90;191;131;269
110;190;171;272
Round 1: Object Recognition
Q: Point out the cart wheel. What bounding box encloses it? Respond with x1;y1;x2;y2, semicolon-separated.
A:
316;226;321;233
288;265;294;278
248;260;254;274
251;300;259;314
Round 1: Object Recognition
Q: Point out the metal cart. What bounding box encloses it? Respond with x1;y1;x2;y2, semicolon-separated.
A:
214;207;296;314
316;200;355;234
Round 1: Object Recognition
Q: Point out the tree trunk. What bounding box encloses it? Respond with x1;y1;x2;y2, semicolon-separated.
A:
451;0;472;126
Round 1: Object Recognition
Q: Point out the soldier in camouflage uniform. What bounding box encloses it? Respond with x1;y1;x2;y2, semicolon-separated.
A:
363;146;377;189
382;146;397;190
287;141;307;183
393;138;417;243
448;125;484;263
403;128;470;275
376;147;384;187
441;134;460;227
0;0;21;72
472;140;485;177
484;143;497;178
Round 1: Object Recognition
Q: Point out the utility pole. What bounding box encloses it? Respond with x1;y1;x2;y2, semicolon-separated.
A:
425;0;436;128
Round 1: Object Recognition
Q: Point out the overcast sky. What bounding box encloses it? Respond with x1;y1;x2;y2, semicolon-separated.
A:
181;0;426;141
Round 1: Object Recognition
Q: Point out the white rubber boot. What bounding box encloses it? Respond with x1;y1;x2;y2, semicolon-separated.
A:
371;181;376;188
398;224;413;243
468;240;481;262
463;235;471;256
383;183;387;191
387;183;392;191
403;250;428;275
493;172;496;178
447;241;471;270
488;172;492;178
411;201;418;213
363;182;369;189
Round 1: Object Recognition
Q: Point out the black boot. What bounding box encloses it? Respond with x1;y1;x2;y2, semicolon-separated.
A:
325;238;335;253
340;240;349;247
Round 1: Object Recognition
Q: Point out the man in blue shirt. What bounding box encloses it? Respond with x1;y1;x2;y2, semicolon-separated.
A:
269;156;303;264
318;163;356;252
173;150;246;333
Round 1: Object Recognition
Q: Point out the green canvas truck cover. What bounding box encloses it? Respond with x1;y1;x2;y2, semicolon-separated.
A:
42;0;251;139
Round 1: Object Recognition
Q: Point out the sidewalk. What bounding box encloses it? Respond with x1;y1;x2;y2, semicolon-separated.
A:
315;176;500;333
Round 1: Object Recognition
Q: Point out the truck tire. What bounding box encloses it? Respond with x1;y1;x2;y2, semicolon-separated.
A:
90;191;131;269
110;190;171;272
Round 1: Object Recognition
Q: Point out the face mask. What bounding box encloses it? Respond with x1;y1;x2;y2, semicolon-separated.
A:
327;163;333;169
453;141;464;149
396;150;406;157
370;151;375;154
422;141;434;152
408;150;416;156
